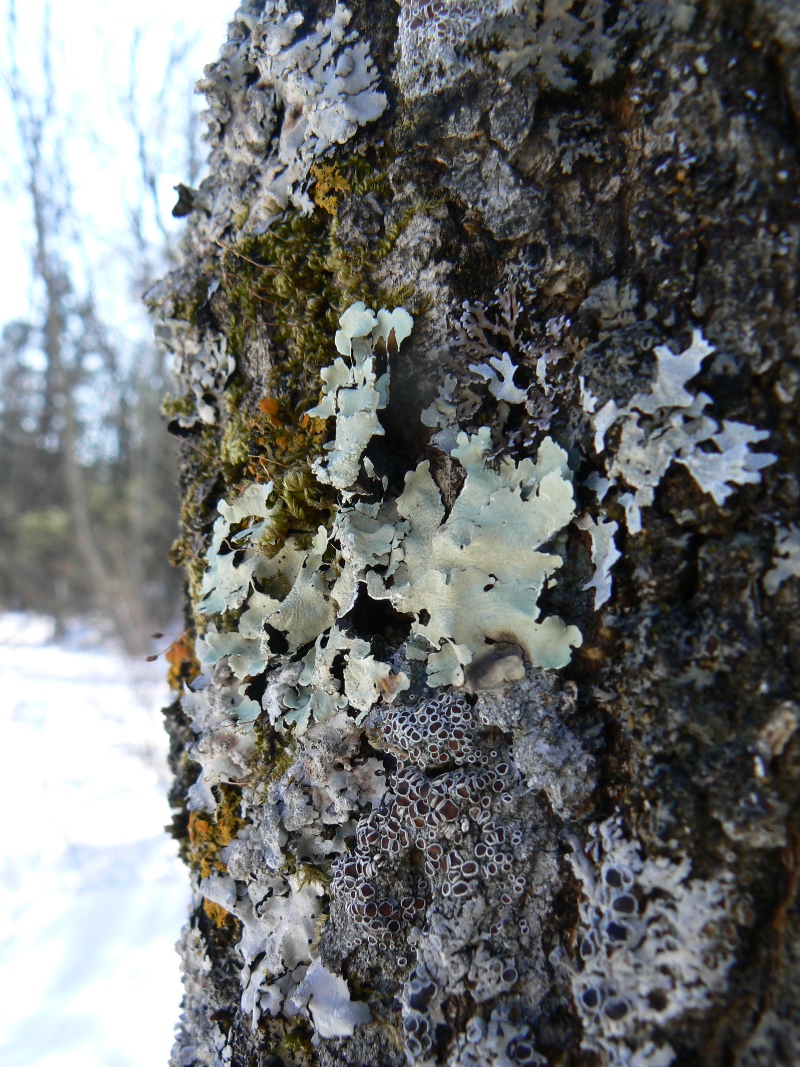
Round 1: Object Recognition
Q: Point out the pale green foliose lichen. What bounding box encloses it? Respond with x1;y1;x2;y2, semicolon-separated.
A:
193;300;581;735
365;428;582;686
194;303;417;733
307;301;413;491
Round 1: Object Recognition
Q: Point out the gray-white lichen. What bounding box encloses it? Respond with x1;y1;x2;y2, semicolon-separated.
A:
764;524;800;595
592;329;777;534
567;817;741;1067
576;513;621;610
156;321;234;428
395;0;622;101
184;671;386;1033
199;0;387;231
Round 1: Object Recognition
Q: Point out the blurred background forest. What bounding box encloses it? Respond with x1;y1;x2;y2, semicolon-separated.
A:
0;0;229;654
0;7;234;1066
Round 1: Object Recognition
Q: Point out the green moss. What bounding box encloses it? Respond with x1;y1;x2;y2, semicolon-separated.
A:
217;153;426;407
220;382;252;469
162;392;196;419
232;202;250;231
278;1022;314;1063
173;151;437;632
297;862;331;889
219;211;341;389
168;385;269;630
253;716;297;787
192;153;424;582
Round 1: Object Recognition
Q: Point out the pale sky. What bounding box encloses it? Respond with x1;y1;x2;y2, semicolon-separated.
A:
0;0;233;336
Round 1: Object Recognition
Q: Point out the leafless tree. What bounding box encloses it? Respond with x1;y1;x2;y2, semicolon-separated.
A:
0;2;198;652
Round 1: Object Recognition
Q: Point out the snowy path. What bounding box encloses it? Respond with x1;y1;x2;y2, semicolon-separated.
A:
0;615;190;1067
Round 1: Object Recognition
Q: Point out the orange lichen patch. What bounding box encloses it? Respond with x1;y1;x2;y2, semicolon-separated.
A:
247;398;329;487
187;786;245;879
258;396;282;426
203;899;234;929
166;632;201;691
310;161;351;215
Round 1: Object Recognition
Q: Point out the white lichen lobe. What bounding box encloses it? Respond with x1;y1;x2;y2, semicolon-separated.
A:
593;329;776;533
764;524;800;595
299;958;372;1038
308;302;414;490
577;512;621;609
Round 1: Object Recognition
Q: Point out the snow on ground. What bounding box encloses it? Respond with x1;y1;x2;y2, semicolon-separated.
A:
0;613;190;1067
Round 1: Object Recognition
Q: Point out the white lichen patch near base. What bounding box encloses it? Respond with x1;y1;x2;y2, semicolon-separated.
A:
567;817;742;1067
183;684;383;1035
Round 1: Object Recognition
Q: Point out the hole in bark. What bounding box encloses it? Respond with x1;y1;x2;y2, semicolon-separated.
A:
346;582;414;645
262;624;289;654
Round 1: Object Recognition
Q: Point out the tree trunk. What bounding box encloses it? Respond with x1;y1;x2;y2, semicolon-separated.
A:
152;3;800;1066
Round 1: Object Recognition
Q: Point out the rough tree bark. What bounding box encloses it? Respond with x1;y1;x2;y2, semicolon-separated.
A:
150;3;800;1066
